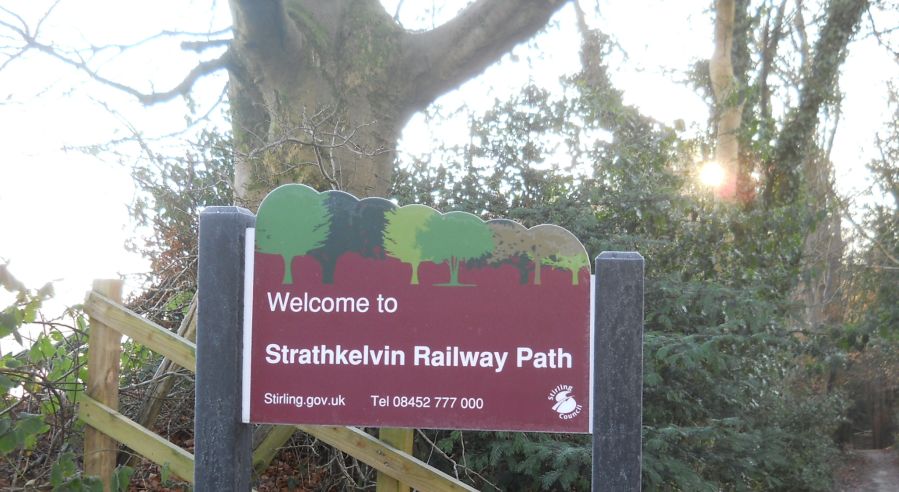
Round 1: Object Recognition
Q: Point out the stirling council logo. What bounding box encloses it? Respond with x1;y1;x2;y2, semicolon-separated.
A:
548;384;582;420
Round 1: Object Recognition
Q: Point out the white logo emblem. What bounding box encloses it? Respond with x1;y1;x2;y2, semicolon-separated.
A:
548;384;583;420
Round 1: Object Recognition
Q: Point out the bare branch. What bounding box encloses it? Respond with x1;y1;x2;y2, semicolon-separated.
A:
31;34;228;104
792;0;811;70
415;430;501;491
85;28;232;56
62;82;229;157
866;9;899;62
238;104;389;191
393;0;406;24
0;6;30;36
33;0;62;38
181;38;231;52
0;46;26;72
0;6;230;105
841;200;899;267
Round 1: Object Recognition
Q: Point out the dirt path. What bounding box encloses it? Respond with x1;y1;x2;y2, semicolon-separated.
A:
835;449;899;492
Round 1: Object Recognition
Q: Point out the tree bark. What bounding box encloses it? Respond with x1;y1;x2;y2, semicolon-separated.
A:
710;0;743;200
227;0;569;208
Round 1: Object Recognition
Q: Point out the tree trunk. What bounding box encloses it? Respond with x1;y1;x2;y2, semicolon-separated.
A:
710;0;743;200
448;257;460;285
793;157;845;330
227;0;570;208
282;255;293;285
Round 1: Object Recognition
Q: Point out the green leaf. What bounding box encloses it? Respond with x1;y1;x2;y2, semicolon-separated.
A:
0;430;18;454
39;335;55;359
16;414;42;433
112;465;134;492
0;374;14;390
51;452;78;486
0;311;16;338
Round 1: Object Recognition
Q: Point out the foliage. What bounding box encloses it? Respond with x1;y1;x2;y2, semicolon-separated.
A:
0;265;100;487
828;92;899;449
397;70;847;489
127;130;234;324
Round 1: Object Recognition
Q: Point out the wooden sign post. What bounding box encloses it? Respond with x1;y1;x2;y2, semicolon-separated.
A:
593;252;644;491
196;206;255;491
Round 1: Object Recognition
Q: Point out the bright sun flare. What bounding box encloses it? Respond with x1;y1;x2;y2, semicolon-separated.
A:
698;161;725;188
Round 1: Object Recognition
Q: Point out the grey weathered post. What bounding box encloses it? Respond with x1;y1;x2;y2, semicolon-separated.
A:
592;251;644;491
196;206;255;490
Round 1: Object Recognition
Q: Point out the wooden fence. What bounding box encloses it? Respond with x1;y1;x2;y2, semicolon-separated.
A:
79;280;476;491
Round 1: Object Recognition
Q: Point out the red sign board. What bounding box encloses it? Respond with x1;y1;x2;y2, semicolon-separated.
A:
242;185;591;432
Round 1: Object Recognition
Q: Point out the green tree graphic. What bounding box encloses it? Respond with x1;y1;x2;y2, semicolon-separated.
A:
541;226;590;285
420;212;494;286
255;184;331;284
382;204;436;284
545;254;590;285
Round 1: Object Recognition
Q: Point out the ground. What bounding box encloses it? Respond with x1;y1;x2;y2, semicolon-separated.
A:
835;448;899;492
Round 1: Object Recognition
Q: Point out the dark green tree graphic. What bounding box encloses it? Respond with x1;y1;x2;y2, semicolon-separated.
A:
420;212;494;286
255;184;330;284
309;192;393;283
382;204;436;284
487;220;532;284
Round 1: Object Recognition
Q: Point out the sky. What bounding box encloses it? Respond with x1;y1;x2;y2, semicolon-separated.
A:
0;0;896;315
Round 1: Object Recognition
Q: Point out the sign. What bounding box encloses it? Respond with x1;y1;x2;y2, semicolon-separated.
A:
242;184;591;432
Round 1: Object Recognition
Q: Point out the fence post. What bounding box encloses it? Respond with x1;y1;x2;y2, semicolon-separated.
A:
376;428;414;492
592;252;644;491
85;279;124;491
196;206;255;491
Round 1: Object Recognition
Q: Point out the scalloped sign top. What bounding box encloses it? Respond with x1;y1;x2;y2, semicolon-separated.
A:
244;184;592;432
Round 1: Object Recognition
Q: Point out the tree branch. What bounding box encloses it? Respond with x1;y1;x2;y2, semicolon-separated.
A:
764;0;870;206
0;5;231;105
401;0;569;112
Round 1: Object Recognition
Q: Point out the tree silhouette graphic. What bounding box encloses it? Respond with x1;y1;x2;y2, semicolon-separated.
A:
545;254;590;285
419;212;494;286
309;192;393;283
542;226;590;285
256;185;331;285
487;220;532;284
383;204;436;285
528;225;588;285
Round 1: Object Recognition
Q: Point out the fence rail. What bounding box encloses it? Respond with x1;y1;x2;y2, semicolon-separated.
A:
79;394;195;482
79;285;475;490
